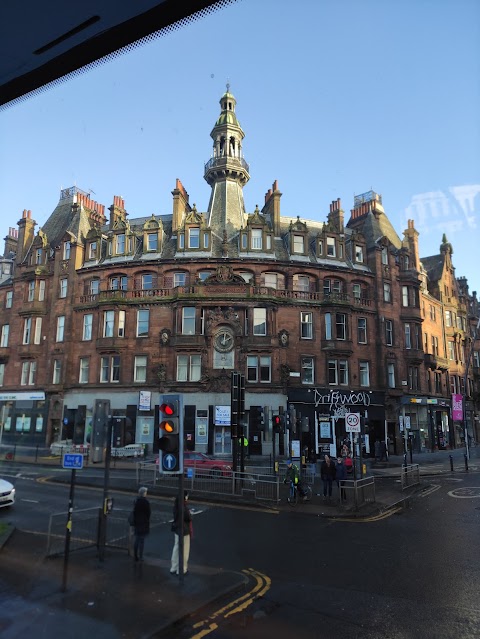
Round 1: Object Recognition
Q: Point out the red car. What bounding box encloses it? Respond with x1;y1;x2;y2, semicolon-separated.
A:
156;451;232;477
184;451;232;476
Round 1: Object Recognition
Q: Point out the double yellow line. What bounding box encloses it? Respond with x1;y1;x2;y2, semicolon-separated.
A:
336;505;403;523
190;568;271;638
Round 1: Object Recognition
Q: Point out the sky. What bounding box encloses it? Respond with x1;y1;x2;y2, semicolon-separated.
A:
1;0;479;293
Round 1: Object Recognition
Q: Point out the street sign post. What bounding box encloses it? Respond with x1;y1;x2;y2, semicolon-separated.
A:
345;413;361;433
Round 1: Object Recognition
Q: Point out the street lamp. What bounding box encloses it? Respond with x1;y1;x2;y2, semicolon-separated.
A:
463;317;480;461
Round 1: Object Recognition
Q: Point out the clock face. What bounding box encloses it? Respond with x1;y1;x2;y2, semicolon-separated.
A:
214;329;234;352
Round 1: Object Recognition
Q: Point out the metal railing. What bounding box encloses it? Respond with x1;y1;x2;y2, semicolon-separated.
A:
401;464;420;490
46;507;131;557
339;477;376;511
136;461;280;504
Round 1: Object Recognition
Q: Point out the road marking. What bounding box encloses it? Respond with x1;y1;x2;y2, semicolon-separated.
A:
419;485;441;498
335;506;404;523
448;486;480;499
189;568;271;639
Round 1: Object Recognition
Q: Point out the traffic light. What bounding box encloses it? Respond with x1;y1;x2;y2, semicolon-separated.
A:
273;414;284;433
158;396;181;472
250;406;265;430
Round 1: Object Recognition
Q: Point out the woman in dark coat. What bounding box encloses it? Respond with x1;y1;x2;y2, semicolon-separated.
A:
170;491;192;575
320;454;336;500
133;486;151;561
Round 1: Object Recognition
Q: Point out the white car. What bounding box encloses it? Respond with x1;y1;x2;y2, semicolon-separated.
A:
0;478;15;508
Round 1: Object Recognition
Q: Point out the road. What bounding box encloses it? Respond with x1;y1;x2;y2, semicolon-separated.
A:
1;463;479;638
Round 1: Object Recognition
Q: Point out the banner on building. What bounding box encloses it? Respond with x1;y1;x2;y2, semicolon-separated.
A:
452;394;463;421
138;391;151;411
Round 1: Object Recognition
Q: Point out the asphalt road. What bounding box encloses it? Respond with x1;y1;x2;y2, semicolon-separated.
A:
1;464;480;638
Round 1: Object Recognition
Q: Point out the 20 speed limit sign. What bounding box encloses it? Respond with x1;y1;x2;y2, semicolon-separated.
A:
345;412;361;432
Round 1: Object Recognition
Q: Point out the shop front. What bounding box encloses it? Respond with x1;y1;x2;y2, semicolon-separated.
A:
0;391;48;447
288;388;386;459
400;396;452;452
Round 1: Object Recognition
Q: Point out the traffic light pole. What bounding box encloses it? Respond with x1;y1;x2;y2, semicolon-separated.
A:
178;469;185;583
98;415;113;562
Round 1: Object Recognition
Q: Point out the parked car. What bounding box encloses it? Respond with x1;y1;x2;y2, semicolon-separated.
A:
184;451;232;476
156;451;232;477
0;478;15;508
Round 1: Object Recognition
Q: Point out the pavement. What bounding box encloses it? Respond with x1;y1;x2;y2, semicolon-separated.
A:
0;445;478;638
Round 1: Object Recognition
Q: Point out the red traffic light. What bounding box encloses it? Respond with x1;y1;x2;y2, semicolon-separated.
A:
159;402;175;416
273;415;282;426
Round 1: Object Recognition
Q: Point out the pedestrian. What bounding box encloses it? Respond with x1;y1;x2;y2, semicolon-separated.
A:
320;454;336;501
344;452;353;477
335;455;347;501
381;440;387;461
170;490;193;575
308;449;317;477
132;486;151;562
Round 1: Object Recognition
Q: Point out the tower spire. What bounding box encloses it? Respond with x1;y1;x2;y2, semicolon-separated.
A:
204;87;250;237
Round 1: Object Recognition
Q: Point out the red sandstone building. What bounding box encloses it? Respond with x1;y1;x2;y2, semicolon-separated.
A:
0;88;478;458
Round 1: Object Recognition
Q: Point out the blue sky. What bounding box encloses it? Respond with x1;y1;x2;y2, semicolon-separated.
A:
1;0;479;293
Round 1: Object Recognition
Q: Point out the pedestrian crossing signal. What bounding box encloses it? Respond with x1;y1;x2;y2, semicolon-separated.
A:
273;414;284;432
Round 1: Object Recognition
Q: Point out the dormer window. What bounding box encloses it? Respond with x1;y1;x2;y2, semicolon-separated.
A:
251;229;262;250
241;233;248;249
317;239;323;256
355;245;364;263
89;242;97;260
381;247;388;265
189;228;200;249
147;233;158;251
327;237;336;257
293;235;304;254
116;234;125;254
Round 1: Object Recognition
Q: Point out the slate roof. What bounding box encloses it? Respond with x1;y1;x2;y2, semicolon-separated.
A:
421;254;445;284
347;210;402;250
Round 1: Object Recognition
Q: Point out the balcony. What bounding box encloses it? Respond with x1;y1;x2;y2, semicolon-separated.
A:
204;156;250;174
424;353;449;370
76;287;372;307
404;348;425;364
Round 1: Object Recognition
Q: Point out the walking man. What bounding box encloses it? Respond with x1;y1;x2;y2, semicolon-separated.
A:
132;486;151;561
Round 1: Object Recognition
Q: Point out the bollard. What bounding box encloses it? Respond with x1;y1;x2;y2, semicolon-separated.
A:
464;453;469;472
449;454;454;472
